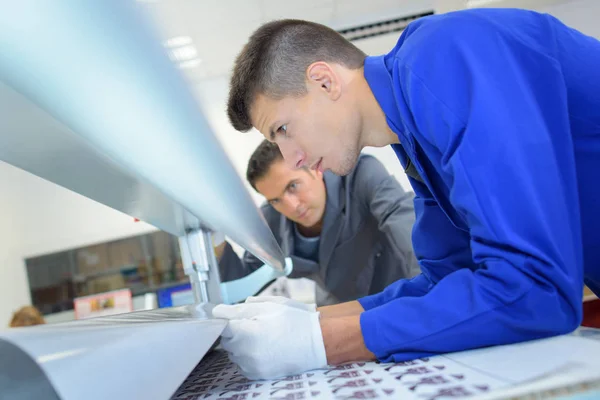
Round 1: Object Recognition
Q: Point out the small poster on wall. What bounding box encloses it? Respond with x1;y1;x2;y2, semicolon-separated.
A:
74;288;133;319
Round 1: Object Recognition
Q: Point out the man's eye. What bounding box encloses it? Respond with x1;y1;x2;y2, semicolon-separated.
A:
269;199;280;205
278;125;288;136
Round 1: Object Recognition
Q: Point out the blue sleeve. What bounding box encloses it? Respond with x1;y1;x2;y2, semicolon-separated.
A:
361;15;584;361
359;187;475;311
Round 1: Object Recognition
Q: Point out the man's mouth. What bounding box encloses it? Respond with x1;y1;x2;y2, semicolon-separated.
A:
298;209;309;219
310;158;323;173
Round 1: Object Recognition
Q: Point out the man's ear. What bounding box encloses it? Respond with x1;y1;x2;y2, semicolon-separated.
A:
306;62;341;101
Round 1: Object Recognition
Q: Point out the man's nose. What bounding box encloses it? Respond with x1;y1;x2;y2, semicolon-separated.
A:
278;141;306;169
282;194;300;211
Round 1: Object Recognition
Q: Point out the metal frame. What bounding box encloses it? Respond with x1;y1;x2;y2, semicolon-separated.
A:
0;1;287;298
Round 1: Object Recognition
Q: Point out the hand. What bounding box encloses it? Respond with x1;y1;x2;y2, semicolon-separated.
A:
212;302;327;380
317;300;364;318
245;295;317;312
187;302;216;319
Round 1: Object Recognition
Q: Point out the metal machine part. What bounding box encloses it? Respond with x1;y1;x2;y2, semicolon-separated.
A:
179;227;293;305
179;229;223;304
0;339;61;400
0;307;226;400
0;0;285;271
0;1;295;398
220;257;294;304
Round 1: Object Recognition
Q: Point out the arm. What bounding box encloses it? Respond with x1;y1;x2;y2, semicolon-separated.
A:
218;204;287;282
217;242;265;282
355;155;420;279
318;300;363;318
357;168;475;310
318;190;474;363
320;315;375;365
361;17;583;362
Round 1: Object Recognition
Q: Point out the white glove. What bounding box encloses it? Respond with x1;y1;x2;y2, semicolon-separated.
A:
187;302;215;319
245;295;317;312
212;302;327;380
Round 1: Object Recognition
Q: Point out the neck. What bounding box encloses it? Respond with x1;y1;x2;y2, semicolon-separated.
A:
297;220;323;238
351;68;399;149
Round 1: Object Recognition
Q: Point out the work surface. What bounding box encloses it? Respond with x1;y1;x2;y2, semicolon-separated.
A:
172;328;600;400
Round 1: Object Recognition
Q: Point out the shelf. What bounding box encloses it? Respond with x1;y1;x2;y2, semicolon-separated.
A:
131;280;190;297
72;264;140;282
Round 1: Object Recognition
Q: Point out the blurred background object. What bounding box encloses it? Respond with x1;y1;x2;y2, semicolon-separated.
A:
9;305;45;327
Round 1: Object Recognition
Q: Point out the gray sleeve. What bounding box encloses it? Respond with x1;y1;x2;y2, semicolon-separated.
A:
217;203;278;282
355;155;421;278
217;242;264;282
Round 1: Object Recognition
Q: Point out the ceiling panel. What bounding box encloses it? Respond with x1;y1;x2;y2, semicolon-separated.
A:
146;0;262;33
260;0;335;21
141;0;436;80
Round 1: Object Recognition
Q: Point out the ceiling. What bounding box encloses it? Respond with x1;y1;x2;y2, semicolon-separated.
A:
139;0;436;82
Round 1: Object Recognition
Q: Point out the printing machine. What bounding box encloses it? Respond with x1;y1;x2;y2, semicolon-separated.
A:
2;2;600;400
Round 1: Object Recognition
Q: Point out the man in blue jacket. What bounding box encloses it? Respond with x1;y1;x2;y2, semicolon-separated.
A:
213;8;600;379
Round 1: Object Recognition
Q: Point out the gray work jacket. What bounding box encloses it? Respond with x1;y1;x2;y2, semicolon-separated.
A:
219;154;420;306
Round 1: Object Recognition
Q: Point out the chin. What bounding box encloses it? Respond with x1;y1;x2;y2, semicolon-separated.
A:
331;165;353;176
330;155;359;176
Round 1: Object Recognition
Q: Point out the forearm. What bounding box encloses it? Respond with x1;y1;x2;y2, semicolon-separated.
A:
317;300;363;319
218;243;264;282
320;314;376;365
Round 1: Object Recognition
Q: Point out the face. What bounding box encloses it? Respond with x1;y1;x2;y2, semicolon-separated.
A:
251;63;363;176
255;160;327;229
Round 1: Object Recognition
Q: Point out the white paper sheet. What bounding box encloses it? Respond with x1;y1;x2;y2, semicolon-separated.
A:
444;335;600;384
172;332;600;400
0;306;226;400
172;351;508;400
2;313;599;400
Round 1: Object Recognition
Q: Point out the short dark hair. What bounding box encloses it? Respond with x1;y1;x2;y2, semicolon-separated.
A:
228;19;366;132
246;140;284;190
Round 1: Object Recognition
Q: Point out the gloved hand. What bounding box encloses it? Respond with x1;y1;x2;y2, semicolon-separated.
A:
212;302;327;380
187;302;216;319
245;295;317;312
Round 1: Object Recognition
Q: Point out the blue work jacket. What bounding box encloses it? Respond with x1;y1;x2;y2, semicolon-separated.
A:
358;8;600;362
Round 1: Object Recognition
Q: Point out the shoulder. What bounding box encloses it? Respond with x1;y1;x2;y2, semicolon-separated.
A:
402;9;522;43
397;9;551;66
343;154;407;205
348;154;391;184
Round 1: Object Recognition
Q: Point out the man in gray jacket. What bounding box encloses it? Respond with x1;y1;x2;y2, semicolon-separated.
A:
217;140;419;305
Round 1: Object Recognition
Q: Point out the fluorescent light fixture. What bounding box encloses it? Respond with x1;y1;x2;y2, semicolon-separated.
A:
163;36;201;69
169;45;198;61
467;0;503;6
178;58;202;69
337;11;434;42
163;36;193;48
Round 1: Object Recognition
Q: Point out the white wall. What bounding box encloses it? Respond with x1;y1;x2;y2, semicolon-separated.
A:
535;0;600;38
0;161;157;325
